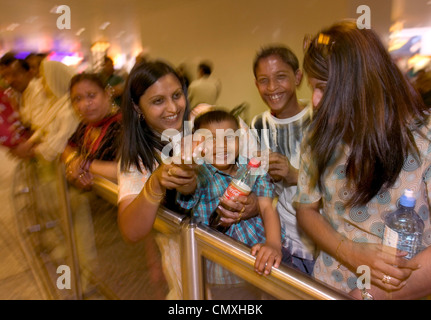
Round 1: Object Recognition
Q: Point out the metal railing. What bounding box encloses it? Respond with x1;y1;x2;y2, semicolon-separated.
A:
92;176;351;300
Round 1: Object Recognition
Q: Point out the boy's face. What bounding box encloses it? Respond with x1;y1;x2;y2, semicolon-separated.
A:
200;119;239;171
255;54;302;118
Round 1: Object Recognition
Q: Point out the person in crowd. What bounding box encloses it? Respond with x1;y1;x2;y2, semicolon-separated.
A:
176;109;284;299
117;60;197;241
188;61;221;109
0;88;29;149
99;56;125;107
1;57;79;162
176;63;191;89
297;20;431;299
63;73;122;189
250;45;316;276
25;52;47;79
0;52;17;89
60;73;123;297
117;60;199;299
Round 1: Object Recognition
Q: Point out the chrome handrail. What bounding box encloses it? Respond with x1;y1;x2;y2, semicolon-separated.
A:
91;176;352;300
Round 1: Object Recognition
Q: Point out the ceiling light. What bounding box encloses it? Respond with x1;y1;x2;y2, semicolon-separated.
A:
6;23;20;31
76;28;85;36
99;22;111;30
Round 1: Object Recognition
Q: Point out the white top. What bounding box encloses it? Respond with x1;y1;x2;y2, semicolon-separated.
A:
251;101;316;260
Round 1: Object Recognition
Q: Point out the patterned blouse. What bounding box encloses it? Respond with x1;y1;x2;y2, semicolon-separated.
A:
295;122;431;293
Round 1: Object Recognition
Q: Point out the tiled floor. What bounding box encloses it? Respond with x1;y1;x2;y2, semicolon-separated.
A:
0;148;169;300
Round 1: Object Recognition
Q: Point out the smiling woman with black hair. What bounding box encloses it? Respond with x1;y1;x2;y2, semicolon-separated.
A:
117;60;196;243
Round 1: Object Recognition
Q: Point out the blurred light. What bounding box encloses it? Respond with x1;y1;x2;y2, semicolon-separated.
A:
115;31;126;39
388;39;408;52
408;54;431;72
421;30;431;55
76;28;86;36
49;5;60;13
47;51;84;67
91;41;110;53
25;16;39;24
61;54;84;66
6;23;20;31
113;54;126;69
99;22;111;30
14;51;31;59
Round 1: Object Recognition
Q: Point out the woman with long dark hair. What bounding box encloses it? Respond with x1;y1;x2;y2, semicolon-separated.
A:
117;60;196;243
296;20;431;299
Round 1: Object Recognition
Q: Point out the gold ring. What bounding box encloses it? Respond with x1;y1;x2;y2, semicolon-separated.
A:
382;274;392;284
237;206;245;223
168;168;173;176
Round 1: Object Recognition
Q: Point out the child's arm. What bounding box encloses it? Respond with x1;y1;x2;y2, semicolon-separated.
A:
251;197;282;276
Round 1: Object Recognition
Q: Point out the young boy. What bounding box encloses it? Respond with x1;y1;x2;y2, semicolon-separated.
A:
250;45;316;275
177;109;284;299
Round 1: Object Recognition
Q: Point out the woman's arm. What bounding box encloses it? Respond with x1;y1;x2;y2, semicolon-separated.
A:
88;159;118;182
350;246;430;300
117;167;166;243
118;162;197;243
296;202;420;291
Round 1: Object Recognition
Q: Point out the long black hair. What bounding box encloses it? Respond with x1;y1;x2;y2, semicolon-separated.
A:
303;20;429;207
120;60;190;173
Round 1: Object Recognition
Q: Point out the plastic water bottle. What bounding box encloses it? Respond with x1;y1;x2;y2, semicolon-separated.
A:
383;189;424;259
209;158;261;233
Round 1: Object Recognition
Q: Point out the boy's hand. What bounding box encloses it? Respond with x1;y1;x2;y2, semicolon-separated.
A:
268;152;291;182
251;242;282;276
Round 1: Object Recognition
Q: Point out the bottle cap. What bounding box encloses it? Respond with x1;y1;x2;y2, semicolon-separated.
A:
248;157;261;168
400;189;416;207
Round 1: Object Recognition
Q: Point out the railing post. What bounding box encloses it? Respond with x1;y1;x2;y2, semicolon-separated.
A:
180;217;203;300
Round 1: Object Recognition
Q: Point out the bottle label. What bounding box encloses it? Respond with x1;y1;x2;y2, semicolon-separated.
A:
383;226;399;249
223;179;251;200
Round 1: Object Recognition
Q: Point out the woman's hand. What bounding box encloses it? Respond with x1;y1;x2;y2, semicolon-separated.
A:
65;155;93;190
216;193;259;227
157;163;197;195
340;240;421;291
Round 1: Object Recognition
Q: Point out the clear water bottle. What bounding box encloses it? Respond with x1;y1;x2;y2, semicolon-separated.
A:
383;189;424;259
209;158;261;233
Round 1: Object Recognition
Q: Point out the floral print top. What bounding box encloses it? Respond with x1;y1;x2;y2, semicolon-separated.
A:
295;121;431;293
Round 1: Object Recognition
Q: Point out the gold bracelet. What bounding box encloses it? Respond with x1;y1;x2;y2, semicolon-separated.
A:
64;151;78;167
144;175;165;203
142;184;161;204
